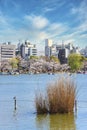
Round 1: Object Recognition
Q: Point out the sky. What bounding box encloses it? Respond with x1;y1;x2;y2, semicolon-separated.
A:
0;0;87;54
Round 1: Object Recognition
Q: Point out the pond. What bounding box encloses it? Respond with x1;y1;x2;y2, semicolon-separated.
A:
0;73;87;130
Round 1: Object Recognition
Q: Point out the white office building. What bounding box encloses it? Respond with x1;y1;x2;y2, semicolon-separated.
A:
20;41;37;59
0;43;16;65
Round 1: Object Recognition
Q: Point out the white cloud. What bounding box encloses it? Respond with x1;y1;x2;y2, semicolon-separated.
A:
48;23;68;34
77;22;87;32
25;15;49;29
0;3;86;52
80;33;87;38
43;0;65;9
43;7;56;13
23;14;69;43
63;39;75;44
71;0;87;22
66;0;87;47
1;0;20;11
0;11;8;26
0;12;70;49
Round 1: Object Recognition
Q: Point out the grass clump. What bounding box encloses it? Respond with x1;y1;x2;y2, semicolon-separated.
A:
35;93;48;114
35;77;76;114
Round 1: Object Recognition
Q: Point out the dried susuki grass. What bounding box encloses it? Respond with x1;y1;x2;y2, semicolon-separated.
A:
35;77;76;114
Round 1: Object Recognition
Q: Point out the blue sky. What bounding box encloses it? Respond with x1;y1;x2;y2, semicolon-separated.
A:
0;0;87;53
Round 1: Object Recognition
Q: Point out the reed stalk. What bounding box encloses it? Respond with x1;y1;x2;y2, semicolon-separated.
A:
35;77;76;114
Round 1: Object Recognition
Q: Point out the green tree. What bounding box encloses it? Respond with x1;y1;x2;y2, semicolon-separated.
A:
68;53;85;72
50;56;60;63
10;58;19;70
16;56;21;70
30;55;39;60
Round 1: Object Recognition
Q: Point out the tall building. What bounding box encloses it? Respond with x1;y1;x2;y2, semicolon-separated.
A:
45;39;53;47
45;39;80;64
20;41;37;59
80;46;87;57
0;43;16;65
58;48;70;64
45;46;51;57
45;39;53;57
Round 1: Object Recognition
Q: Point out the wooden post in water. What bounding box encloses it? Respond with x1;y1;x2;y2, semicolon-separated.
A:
75;100;77;112
13;96;17;110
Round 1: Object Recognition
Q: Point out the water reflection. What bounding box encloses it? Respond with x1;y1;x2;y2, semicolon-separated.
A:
13;110;19;123
36;113;76;130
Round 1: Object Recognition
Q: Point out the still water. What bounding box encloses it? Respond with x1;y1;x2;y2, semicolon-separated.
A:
0;73;87;130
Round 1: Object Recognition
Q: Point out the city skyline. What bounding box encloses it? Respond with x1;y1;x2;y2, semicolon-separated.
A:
0;0;87;54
